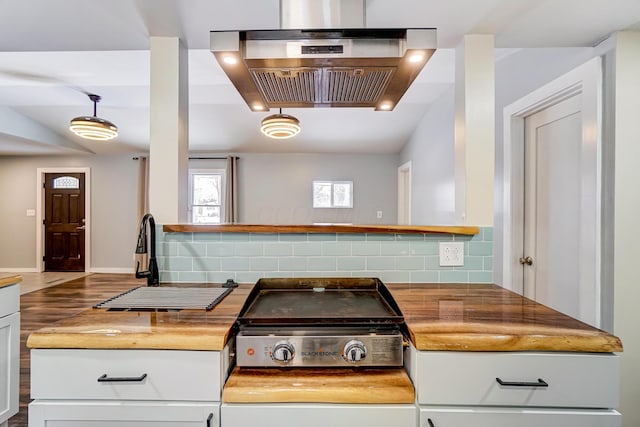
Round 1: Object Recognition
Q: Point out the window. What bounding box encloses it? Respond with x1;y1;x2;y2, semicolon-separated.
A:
52;176;79;189
313;180;353;208
189;169;225;223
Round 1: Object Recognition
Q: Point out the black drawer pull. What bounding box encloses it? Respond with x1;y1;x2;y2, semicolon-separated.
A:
496;377;548;387
427;418;435;427
206;413;213;427
97;373;148;382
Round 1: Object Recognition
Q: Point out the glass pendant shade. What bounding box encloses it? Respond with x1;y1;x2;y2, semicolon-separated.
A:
260;110;301;139
69;94;118;141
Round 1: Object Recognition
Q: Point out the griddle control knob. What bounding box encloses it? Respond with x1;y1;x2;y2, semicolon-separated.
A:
271;341;295;364
344;340;367;363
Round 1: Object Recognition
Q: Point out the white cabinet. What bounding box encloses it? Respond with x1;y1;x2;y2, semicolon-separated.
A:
31;349;224;401
29;401;219;426
420;406;620;427
29;347;231;427
222;403;416;427
0;283;20;427
408;346;621;427
414;351;619;408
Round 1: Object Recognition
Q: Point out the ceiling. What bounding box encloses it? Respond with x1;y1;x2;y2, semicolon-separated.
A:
0;0;639;156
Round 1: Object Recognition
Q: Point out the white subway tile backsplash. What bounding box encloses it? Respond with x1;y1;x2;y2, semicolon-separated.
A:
351;242;381;256
159;228;494;284
250;258;278;271
440;270;470;283
380;242;411;256
279;257;307;271
469;271;493;283
234;243;263;257
307;257;337;271
410;241;439;256
164;257;192;271
322;242;351;256
177;242;207;257
378;271;410;283
264;243;293;256
220;233;250;241
193;258;221;272
293;242;322;256
410;271;439;282
396;257;425;270
178;271;207;282
206;243;235;257
366;256;396;270
221;258;250;271
337;257;366;271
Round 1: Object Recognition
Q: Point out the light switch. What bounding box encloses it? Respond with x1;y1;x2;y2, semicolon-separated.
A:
26;209;36;217
376;210;383;219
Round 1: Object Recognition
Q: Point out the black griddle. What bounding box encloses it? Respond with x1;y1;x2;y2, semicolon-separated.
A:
237;277;404;326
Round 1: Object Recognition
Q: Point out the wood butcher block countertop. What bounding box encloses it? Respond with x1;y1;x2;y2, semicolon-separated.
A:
27;282;622;353
26;284;252;351
223;367;415;404
391;283;623;352
0;274;21;288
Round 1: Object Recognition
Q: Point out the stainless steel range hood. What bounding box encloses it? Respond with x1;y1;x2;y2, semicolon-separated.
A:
210;1;436;111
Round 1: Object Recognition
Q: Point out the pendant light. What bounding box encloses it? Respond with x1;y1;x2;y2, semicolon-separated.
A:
69;94;118;141
260;108;301;139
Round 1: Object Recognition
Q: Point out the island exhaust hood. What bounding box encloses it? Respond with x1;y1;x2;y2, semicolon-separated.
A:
210;1;436;111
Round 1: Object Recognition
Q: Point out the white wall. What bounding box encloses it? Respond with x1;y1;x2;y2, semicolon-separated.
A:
613;31;640;427
0;153;400;269
0;154;139;271
400;87;456;225
237;153;399;224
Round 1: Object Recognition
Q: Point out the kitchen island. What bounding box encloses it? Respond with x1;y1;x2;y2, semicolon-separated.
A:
26;282;622;427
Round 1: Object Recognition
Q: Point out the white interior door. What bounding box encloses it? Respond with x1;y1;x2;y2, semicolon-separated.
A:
523;94;599;326
397;161;412;225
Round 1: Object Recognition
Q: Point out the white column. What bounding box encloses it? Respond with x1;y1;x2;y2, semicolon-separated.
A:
613;31;640;427
454;34;495;226
149;37;189;223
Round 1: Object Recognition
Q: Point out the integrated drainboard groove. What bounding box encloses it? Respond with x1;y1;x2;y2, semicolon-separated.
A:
94;287;232;311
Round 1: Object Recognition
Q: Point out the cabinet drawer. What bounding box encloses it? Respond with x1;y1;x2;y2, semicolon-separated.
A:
421;406;621;427
29;400;219;426
222;403;416;427
31;349;222;401
0;283;19;318
415;351;619;408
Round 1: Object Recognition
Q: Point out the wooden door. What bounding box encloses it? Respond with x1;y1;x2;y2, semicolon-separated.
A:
522;94;598;326
44;173;85;271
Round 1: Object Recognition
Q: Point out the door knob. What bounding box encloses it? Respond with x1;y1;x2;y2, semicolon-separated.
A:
519;256;533;266
76;225;86;230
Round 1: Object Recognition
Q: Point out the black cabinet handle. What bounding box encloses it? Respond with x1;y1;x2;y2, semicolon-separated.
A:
206;413;213;427
496;377;548;387
97;373;148;382
427;418;435;427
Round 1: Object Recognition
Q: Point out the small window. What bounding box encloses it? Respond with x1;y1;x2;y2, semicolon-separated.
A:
53;176;79;189
313;180;353;208
189;170;224;223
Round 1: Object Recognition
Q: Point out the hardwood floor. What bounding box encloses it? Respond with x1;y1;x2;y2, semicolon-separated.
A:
9;274;142;427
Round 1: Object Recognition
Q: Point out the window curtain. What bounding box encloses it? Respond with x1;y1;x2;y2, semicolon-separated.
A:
225;155;239;223
135;156;149;269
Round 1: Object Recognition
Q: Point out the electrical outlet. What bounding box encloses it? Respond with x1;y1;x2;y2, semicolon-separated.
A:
439;242;464;266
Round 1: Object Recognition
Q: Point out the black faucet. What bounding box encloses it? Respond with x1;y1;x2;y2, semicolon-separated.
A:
135;213;159;286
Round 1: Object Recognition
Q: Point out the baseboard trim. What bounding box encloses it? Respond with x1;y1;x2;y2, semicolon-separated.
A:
89;268;135;274
0;267;38;273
